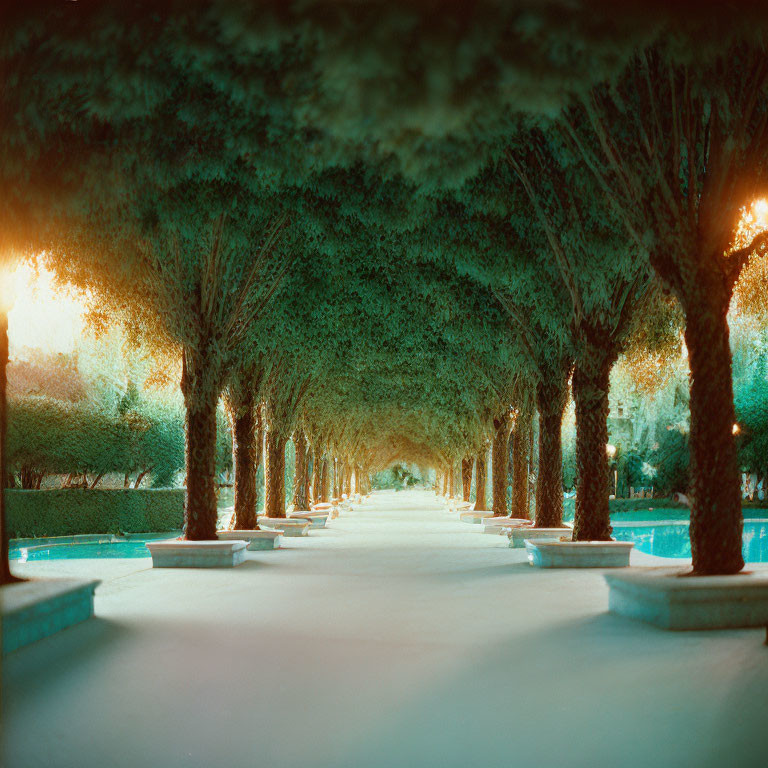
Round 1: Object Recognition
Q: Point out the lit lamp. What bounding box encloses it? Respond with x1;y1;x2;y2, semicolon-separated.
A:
606;444;618;498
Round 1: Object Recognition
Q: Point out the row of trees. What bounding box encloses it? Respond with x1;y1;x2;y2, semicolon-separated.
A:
3;3;768;580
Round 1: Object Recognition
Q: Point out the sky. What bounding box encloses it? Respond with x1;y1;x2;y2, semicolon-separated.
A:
7;263;86;356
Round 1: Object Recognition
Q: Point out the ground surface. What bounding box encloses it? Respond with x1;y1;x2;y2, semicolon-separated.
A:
3;490;768;768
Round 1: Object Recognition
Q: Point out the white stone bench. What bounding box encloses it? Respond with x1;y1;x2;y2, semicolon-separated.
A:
145;540;247;568
508;526;569;548
257;517;310;537
605;567;768;630
1;578;100;655
217;529;282;550
525;540;633;568
482;517;533;535
290;510;329;528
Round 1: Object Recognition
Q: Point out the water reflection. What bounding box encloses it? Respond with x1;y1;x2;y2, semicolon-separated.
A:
612;521;768;562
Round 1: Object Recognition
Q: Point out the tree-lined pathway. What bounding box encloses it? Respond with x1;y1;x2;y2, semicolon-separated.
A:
4;490;768;768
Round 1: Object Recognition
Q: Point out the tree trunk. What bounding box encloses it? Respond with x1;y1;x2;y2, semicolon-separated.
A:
343;462;352;497
0;308;21;584
682;276;744;574
492;413;511;516
448;463;455;499
535;368;569;527
461;457;473;501
511;409;533;520
572;352;614;542
265;429;287;518
475;449;488;510
291;429;309;510
320;456;330;502
132;470;147;489
230;392;258;530
182;392;219;540
303;448;313;506
311;447;320;503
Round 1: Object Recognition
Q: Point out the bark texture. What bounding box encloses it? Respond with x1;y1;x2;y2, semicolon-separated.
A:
492;413;512;516
183;395;219;539
291;429;309;510
264;430;287;518
535;366;570;528
230;393;259;530
682;274;744;574
0;309;21;584
572;351;614;542
475;449;488;510
511;409;533;520
320;457;330;502
461;457;473;501
311;447;320;503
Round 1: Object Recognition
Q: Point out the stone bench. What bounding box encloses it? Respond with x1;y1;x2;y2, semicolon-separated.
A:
290;511;329;528
145;540;247;568
217;529;282;550
525;540;633;568
508;526;570;548
605;567;768;630
2;578;100;655
257;517;311;537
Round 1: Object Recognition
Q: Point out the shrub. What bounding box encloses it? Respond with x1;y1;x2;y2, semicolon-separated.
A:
6;394;186;488
5;488;184;539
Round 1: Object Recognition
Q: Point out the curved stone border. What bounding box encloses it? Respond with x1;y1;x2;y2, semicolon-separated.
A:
525;540;633;568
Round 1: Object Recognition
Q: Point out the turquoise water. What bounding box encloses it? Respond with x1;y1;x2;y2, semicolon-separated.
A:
9;536;166;561
612;520;768;563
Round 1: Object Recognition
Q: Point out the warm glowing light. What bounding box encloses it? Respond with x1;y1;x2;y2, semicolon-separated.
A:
606;443;617;458
733;423;740;435
7;262;88;355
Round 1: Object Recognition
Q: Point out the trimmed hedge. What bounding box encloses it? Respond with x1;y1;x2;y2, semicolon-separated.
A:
562;496;767;522
5;489;184;539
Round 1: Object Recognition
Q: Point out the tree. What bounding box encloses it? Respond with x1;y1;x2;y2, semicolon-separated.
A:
562;41;768;572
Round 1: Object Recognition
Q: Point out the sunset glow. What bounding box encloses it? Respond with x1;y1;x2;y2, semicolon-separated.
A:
6;262;88;355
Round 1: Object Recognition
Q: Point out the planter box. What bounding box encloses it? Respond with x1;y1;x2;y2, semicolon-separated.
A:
290;511;329;528
525;540;633;568
257;517;310;537
145;540;247;568
217;529;282;551
509;526;569;548
605;568;768;629
1;578;100;655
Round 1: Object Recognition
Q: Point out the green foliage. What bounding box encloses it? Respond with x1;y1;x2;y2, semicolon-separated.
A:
5;489;184;539
6;394;186;487
735;354;768;475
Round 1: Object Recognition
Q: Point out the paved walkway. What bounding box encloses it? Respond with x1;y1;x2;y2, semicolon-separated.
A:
3;490;767;767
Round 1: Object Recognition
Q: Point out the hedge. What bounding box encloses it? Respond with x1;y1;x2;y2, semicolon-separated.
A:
5;488;185;539
562;496;767;523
